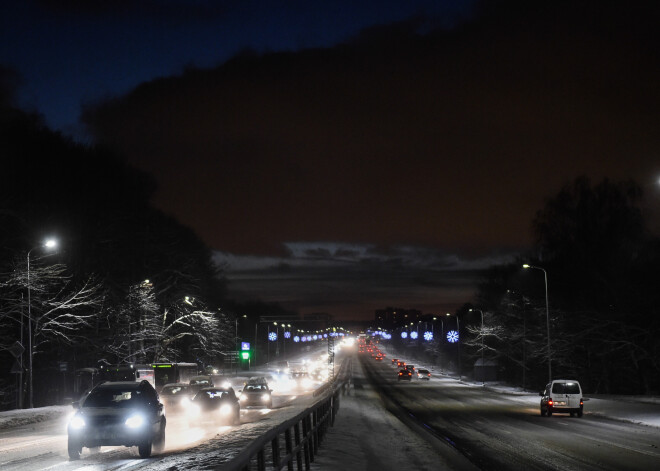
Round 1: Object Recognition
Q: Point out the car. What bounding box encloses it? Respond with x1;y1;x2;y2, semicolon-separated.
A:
188;375;214;394
417;369;431;380
238;382;273;408
67;380;166;460
397;360;406;368
397;369;412;381
391;358;398;365
540;380;584;417
159;383;194;413
405;364;415;374
188;386;241;426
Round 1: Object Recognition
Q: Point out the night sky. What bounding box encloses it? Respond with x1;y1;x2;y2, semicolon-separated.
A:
3;1;659;320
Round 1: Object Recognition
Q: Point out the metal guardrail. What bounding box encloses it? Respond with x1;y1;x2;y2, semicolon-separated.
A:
222;358;352;471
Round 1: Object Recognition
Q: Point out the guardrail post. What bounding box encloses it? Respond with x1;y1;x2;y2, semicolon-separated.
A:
257;448;266;471
312;410;319;456
302;414;311;469
271;435;281;469
285;427;294;471
294;422;303;471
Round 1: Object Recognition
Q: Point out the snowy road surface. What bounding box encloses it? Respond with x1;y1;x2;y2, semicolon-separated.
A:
330;351;660;471
0;347;335;470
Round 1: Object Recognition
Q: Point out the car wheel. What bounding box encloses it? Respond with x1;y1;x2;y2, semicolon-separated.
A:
547;409;553;417
138;440;152;458
540;407;546;417
68;437;82;460
234;409;241;425
577;407;583;418
153;421;166;453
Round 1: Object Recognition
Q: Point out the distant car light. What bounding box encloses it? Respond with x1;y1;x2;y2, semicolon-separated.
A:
125;414;145;429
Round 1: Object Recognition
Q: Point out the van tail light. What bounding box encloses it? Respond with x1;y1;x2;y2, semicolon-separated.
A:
580;399;583;406
548;399;553;406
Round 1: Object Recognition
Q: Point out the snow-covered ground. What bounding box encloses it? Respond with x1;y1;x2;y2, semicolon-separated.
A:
2;348;659;470
308;351;660;471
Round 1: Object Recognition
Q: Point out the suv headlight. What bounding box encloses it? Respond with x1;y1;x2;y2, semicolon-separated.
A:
219;403;233;416
125;414;145;429
69;415;86;430
261;393;270;402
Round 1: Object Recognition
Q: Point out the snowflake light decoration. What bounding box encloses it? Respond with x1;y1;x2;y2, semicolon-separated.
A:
423;331;434;341
313;335;318;340
401;332;408;339
447;330;459;343
293;335;300;343
284;331;291;339
268;332;277;342
410;331;418;340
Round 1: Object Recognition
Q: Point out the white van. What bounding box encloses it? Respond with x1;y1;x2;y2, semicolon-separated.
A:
540;379;583;417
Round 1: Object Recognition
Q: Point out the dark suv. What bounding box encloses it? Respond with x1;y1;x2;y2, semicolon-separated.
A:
67;380;166;460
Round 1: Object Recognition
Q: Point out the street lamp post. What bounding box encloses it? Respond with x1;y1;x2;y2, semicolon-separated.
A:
523;264;552;383
469;308;485;385
27;239;57;409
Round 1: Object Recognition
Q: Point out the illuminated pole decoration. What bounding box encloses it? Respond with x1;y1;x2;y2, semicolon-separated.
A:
401;331;408;339
268;331;278;342
423;331;433;341
447;330;459;343
293;335;300;343
284;331;291;339
410;331;418;340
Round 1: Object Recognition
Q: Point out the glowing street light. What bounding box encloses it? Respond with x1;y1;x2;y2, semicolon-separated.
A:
523;264;552;383
27;238;58;408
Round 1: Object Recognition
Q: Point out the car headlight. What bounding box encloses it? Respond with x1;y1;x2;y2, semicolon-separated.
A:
125;414;145;429
181;397;190;407
219;403;233;416
237;393;243;400
261;393;270;402
69;415;86;430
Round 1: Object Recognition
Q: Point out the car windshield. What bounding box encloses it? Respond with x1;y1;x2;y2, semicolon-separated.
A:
245;385;266;391
84;388;143;408
419;370;429;374
162;385;189;395
195;390;229;402
552;382;580;394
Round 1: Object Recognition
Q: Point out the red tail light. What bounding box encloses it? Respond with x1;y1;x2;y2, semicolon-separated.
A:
580;399;583;406
548;399;553;406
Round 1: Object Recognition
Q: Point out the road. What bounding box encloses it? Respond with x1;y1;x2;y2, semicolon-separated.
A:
0;347;336;471
361;352;660;471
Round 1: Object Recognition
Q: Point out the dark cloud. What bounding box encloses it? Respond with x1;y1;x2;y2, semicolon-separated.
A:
214;243;509;320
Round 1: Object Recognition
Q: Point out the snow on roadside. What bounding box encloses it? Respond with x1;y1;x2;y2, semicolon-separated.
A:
0;405;70;430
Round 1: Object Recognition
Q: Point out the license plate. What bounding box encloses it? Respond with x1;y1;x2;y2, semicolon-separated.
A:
556;401;566;406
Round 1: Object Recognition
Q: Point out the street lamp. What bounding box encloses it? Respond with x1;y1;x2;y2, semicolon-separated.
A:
523;264;552;383
27;238;58;409
469;308;485;385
